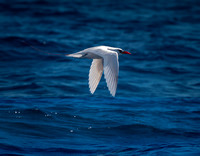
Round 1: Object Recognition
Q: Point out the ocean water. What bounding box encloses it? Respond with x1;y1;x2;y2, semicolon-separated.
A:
0;0;200;155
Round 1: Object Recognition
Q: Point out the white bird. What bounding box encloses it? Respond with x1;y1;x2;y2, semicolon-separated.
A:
67;46;131;97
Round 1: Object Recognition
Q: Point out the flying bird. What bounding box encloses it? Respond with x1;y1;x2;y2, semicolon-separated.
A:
67;46;131;97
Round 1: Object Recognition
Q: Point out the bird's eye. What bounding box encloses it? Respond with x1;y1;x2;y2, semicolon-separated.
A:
118;49;123;53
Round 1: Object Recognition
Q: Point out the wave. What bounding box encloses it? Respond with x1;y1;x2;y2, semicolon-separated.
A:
0;143;106;155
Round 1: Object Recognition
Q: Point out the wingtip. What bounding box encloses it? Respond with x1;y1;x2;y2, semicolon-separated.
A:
89;88;95;94
111;92;116;97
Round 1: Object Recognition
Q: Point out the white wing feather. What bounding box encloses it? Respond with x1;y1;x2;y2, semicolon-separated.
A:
89;59;103;94
103;53;119;97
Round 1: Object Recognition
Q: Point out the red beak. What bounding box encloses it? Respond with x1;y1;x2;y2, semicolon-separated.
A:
122;51;131;54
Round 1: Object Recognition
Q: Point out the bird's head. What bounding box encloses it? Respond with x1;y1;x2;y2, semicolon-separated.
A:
107;47;131;55
117;48;131;55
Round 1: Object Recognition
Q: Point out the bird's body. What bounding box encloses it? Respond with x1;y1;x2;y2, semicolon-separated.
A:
67;46;131;97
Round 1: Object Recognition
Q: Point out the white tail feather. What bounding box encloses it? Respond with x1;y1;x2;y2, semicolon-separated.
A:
66;53;83;58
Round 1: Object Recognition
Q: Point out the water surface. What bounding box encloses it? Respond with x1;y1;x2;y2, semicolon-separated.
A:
0;0;200;155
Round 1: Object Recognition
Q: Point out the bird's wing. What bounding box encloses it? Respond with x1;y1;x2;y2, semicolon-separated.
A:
103;53;119;97
89;59;103;94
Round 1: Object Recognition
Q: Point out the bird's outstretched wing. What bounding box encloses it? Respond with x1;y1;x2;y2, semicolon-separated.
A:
89;59;103;94
103;53;119;97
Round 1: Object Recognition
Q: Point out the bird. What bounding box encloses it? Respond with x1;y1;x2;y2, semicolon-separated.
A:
67;46;131;97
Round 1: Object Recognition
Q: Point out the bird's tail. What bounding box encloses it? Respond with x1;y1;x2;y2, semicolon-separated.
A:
66;53;83;58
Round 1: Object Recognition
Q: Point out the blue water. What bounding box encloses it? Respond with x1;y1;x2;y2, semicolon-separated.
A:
0;0;200;155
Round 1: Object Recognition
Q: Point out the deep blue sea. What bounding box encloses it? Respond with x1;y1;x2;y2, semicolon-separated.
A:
0;0;200;155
